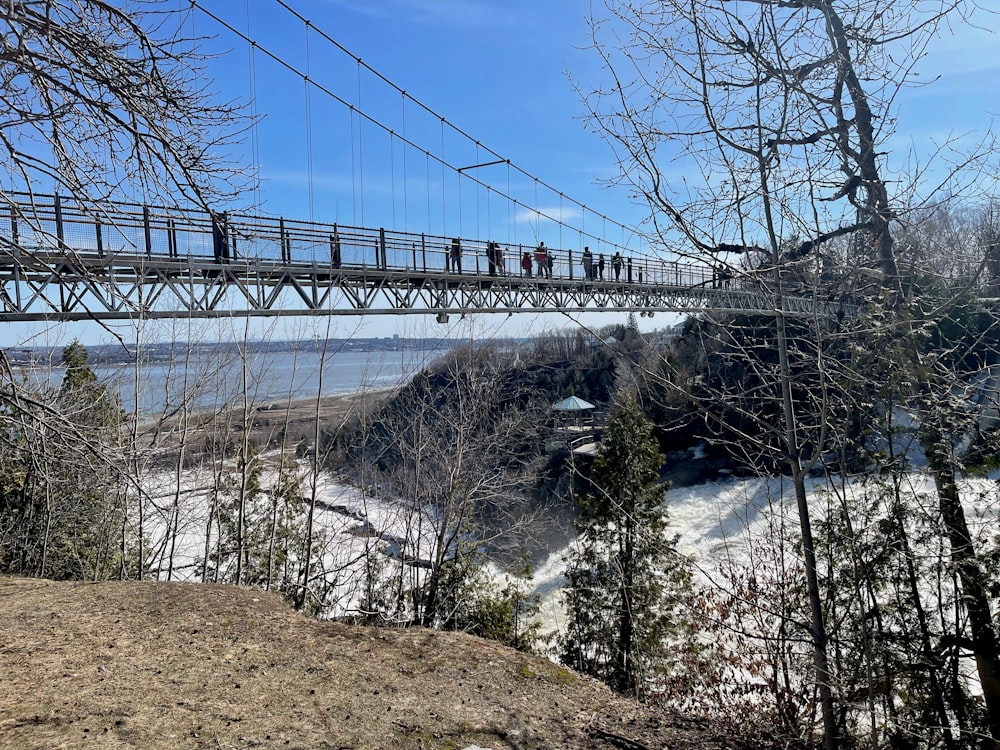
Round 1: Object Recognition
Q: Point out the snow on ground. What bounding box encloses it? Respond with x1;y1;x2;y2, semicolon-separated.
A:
139;450;1000;644
139;452;443;617
527;468;1000;641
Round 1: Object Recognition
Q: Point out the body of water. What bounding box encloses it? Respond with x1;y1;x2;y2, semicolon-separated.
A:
33;348;441;416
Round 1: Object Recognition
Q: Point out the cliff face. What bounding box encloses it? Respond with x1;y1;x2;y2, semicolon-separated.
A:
0;577;767;749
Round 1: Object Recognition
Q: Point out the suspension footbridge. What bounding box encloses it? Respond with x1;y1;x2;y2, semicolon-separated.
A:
0;194;848;323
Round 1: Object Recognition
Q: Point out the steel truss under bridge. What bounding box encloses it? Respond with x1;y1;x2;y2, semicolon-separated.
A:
0;193;852;323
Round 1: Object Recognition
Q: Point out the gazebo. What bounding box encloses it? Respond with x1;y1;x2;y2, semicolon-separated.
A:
552;395;595;430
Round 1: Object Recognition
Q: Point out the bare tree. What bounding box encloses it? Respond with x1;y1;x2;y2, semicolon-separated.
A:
1;0;249;210
580;2;998;747
354;344;546;631
0;1;253;582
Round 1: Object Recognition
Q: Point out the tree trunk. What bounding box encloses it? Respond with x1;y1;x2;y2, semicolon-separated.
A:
296;333;328;611
924;433;1000;746
788;468;838;750
615;518;636;695
420;564;441;629
885;420;957;748
762;153;838;749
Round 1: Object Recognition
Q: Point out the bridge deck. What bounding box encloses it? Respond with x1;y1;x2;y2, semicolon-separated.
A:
0;193;847;322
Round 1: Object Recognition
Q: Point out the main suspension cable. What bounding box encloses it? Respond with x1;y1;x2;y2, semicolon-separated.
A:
191;0;644;255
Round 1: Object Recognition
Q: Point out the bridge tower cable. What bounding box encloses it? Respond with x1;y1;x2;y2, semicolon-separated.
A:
559;193;564;258
507;162;512;248
399;91;408;231
356;58;364;227
457;144;463;242
440;118;447;236
533;179;539;243
475;144;481;243
304;19;315;222
244;0;261;212
390;128;397;231
425;151;432;241
349;103;358;227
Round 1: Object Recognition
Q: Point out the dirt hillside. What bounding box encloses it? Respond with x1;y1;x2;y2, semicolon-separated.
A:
0;577;772;749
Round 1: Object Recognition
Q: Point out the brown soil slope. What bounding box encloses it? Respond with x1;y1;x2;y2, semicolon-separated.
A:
0;577;766;749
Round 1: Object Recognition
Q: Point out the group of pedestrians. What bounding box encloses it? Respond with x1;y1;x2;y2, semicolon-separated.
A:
444;238;635;282
582;247;629;281
533;242;554;278
581;246;607;280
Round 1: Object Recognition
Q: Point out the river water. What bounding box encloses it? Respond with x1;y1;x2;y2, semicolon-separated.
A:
36;348;443;416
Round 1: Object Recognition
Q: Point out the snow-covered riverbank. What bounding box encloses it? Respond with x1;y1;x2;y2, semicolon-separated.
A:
139;454;442;616
139;452;1000;646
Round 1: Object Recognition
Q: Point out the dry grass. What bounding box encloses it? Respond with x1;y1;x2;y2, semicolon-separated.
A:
0;577;769;749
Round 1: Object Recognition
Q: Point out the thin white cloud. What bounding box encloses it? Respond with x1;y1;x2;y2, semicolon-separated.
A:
514;205;582;226
913;14;1000;80
320;0;519;28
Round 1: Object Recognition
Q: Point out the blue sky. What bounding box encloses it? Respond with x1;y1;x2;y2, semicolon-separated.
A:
11;0;1000;349
217;0;644;241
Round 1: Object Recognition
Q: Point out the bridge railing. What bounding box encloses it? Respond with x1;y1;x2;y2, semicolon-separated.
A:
2;192;719;288
228;215;717;289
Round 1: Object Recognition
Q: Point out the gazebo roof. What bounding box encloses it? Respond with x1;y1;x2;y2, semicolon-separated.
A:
552;395;595;411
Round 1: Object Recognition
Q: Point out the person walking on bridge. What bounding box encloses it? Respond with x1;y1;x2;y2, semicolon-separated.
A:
521;251;533;277
487;241;498;276
612;251;623;281
450;238;462;274
211;211;230;263
535;242;550;279
582;246;593;280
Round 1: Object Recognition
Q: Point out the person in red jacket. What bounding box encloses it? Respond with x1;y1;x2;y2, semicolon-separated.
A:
534;242;550;278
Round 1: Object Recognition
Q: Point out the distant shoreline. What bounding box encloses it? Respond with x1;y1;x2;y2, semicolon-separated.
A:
136;383;400;457
4;335;514;368
253;383;399;423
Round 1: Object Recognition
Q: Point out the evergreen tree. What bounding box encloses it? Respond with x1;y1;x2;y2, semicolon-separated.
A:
0;340;127;580
200;446;313;598
59;340;97;392
561;393;692;696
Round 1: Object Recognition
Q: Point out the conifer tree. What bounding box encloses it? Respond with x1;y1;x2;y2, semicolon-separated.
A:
0;339;126;580
561;393;692;696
